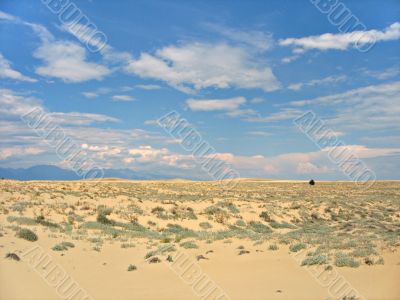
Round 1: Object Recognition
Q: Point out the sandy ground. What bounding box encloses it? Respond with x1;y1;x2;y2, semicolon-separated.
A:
0;180;399;300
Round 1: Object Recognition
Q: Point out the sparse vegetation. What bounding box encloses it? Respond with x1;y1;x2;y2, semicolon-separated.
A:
334;252;360;268
289;243;307;252
180;241;199;249
16;228;38;242
127;264;137;271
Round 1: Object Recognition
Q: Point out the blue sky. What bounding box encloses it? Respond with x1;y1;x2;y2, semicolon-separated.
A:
0;0;399;180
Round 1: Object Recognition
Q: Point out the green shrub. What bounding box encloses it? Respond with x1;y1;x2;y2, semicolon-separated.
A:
121;243;135;248
375;257;384;265
52;241;75;251
301;255;328;266
249;221;272;234
16;228;38;242
269;221;297;229
334;252;360;268
180;241;199;249
289;242;307;252
96;206;113;224
235;219;246;227
259;211;271;222
127;264;137;271
268;244;279;251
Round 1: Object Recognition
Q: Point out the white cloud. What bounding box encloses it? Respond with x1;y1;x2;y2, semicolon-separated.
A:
34;41;111;83
186;97;246;111
246;108;303;122
135;84;161;90
0;12;111;83
250;97;264;104
186;96;256;117
0;89;118;126
0;53;37;82
0;11;17;21
363;67;400;80
296;162;332;174
322;145;400;159
247;131;271;137
82;92;98;98
205;23;273;51
280;22;400;51
0;146;45;160
125;42;280;93
290;81;400;131
112;95;134;101
288;75;347;91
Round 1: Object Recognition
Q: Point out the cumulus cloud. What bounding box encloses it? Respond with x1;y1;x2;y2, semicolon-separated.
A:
34;41;111;83
0;11;110;83
0;53;37;82
125;42;280;93
280;22;400;51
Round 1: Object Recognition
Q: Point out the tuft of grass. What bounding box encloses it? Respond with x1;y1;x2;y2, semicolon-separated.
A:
52;241;75;251
235;219;246;227
259;211;271;222
269;221;297;229
334;252;360;268
96;206;113;225
121;243;135;248
268;244;279;251
375;257;384;265
5;253;20;261
301;255;328;266
249;221;273;234
199;222;212;230
16;228;38;242
180;241;199;249
127;264;137;271
289;242;307;252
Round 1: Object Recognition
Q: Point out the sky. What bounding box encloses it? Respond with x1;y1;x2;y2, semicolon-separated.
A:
0;0;399;180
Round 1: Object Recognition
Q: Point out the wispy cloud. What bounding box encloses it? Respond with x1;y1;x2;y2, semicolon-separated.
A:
135;84;161;90
0;53;37;82
112;95;134;101
362;67;400;80
288;75;347;91
205;23;273;51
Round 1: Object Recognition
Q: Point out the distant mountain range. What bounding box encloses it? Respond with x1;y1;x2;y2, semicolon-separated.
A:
0;165;175;181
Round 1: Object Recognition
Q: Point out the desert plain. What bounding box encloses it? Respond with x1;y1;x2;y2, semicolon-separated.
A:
0;179;399;300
